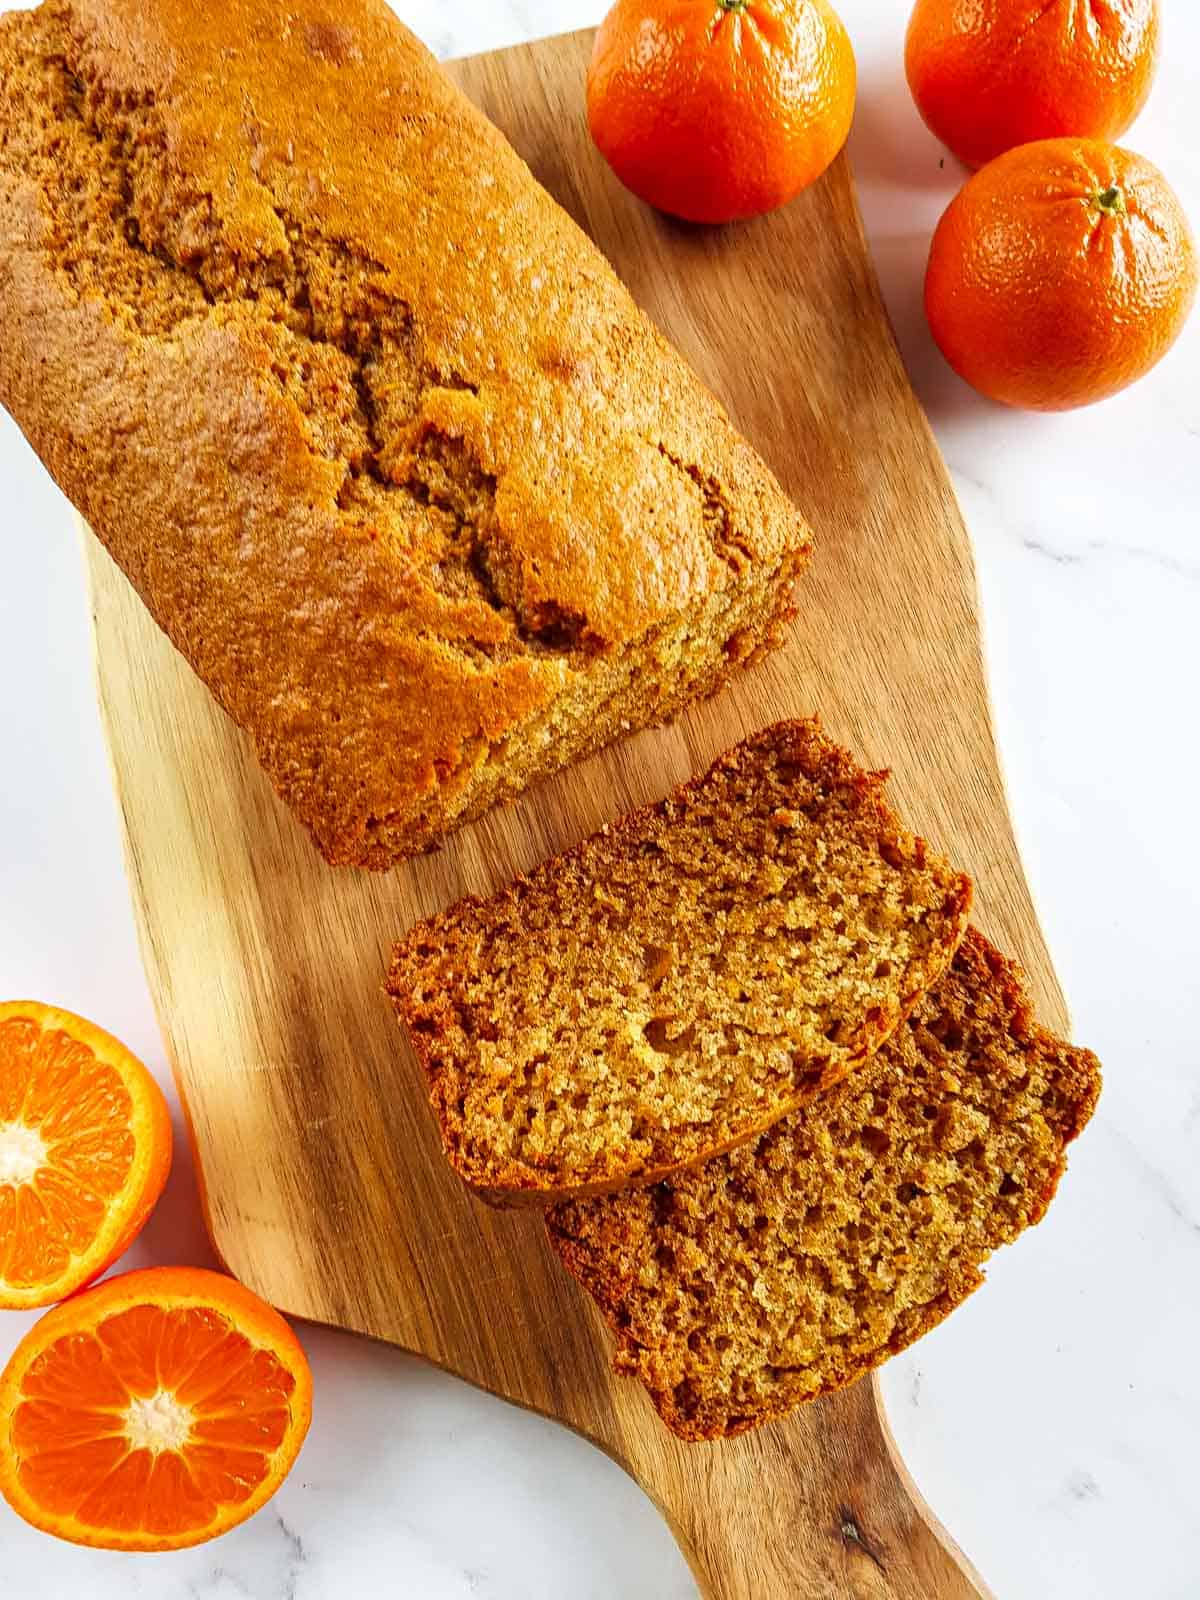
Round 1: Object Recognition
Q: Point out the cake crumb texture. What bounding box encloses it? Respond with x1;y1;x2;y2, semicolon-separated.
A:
389;721;972;1203
547;930;1101;1440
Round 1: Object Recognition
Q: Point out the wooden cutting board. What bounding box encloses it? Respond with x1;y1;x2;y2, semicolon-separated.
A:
81;28;1067;1600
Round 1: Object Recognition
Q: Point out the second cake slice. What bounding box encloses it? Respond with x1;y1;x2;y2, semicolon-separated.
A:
545;930;1101;1440
388;721;972;1204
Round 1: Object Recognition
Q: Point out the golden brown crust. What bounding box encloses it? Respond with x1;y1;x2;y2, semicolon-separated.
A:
546;929;1101;1441
389;720;972;1204
0;0;810;868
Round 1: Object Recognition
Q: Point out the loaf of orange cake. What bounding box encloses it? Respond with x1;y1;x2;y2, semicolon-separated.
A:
0;0;810;867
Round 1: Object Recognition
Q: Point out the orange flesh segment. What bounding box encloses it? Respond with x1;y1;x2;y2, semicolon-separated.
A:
0;1017;135;1289
12;1303;297;1537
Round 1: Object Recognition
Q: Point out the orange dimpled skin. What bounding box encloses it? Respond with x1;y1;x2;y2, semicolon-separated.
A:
906;0;1159;170
0;1266;313;1551
925;139;1196;411
0;1002;172;1309
588;0;856;224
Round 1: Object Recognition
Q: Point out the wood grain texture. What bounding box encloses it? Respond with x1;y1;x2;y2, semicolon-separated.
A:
78;27;1071;1598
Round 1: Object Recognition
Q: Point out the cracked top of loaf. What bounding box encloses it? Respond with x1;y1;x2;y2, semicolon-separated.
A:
0;0;811;866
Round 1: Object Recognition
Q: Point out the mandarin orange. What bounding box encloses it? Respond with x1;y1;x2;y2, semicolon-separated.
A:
0;1266;313;1550
0;1002;172;1309
908;0;1158;171
906;0;1159;171
925;139;1196;410
588;0;856;224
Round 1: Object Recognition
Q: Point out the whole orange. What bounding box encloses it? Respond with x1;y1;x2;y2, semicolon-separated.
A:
906;0;1159;170
925;139;1196;411
587;0;856;224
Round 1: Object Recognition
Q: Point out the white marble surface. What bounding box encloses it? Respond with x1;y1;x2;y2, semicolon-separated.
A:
1;1;1198;1595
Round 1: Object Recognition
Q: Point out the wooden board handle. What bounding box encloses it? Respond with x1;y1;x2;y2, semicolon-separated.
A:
608;1381;990;1599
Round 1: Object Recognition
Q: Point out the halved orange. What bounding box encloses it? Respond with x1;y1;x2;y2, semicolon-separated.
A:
0;1266;313;1550
0;1002;172;1309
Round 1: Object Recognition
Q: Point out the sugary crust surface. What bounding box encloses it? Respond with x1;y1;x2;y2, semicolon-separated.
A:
547;929;1101;1440
389;720;972;1204
0;0;810;867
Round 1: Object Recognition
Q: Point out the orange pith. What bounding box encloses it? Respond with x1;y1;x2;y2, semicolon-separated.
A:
0;1002;172;1309
0;1266;313;1551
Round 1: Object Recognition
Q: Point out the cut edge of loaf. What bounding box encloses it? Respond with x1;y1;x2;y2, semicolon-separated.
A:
355;551;807;868
388;719;973;1206
545;929;1101;1441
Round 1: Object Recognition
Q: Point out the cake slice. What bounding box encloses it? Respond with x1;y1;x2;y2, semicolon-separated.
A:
546;930;1101;1441
387;721;972;1205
